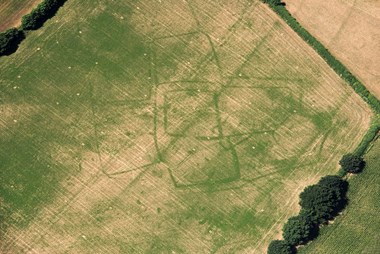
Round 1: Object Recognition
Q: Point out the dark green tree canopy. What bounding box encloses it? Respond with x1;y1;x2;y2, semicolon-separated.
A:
318;175;348;198
267;240;294;254
283;215;317;246
0;28;25;56
299;181;346;224
21;0;67;30
339;153;365;174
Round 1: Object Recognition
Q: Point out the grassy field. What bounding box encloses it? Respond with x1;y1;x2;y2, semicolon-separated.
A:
0;0;42;31
284;0;380;99
300;136;380;254
0;0;372;253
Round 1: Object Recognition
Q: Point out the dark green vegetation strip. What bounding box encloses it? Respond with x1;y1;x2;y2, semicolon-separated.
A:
353;117;380;156
21;0;67;30
0;0;67;56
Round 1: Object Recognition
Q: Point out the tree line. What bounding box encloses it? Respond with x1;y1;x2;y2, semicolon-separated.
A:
267;154;366;254
0;0;67;57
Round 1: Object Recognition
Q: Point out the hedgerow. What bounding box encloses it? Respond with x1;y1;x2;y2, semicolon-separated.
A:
267;4;380;114
0;0;67;57
21;0;67;30
0;28;25;56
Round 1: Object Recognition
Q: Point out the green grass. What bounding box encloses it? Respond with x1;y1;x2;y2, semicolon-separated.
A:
299;136;380;254
0;0;373;253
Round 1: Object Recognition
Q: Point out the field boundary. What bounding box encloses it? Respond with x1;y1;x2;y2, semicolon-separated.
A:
263;1;380;253
261;1;380;170
265;3;380;115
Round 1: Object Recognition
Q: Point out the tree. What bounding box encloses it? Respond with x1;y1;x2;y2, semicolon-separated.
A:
0;28;25;56
283;215;317;246
339;153;365;174
299;183;345;224
267;240;294;254
318;175;348;199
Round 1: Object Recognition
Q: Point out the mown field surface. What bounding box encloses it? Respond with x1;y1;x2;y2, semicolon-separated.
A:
0;0;42;31
284;0;380;99
0;0;372;253
300;136;380;254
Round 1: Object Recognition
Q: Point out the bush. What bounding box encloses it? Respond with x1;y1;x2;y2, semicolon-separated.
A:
267;240;294;254
339;153;365;174
283;215;317;246
0;28;25;56
21;0;67;30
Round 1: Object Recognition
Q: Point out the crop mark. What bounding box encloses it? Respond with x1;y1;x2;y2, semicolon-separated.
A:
149;24;279;187
93;3;281;189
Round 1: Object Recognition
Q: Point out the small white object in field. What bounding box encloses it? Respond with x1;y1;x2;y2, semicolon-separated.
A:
109;206;113;210
148;77;151;80
144;53;147;56
17;75;21;78
13;86;17;89
77;93;80;96
13;119;17;123
252;146;255;149
56;102;60;105
82;235;86;239
95;62;98;65
144;94;147;97
197;89;201;92
293;110;297;113
81;143;85;146
79;31;82;34
56;41;59;44
121;16;124;20
68;66;72;69
264;132;267;135
238;73;242;77
137;6;140;10
37;47;41;51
